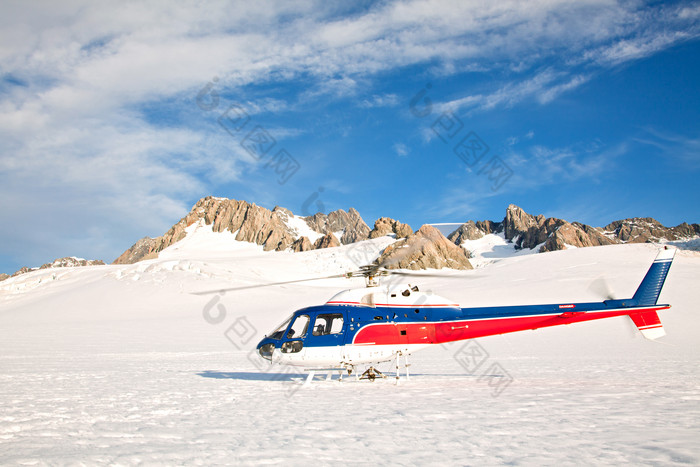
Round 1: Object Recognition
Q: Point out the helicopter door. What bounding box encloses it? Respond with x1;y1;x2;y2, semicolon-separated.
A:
305;313;346;362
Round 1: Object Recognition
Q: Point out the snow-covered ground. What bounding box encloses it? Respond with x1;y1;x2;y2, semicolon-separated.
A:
1;226;699;465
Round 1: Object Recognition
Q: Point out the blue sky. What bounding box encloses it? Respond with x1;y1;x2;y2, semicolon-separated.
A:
1;0;699;273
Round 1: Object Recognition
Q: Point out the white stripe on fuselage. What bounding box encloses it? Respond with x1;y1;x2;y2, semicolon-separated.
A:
272;344;430;367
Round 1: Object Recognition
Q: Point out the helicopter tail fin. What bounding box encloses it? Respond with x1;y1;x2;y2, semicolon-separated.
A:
626;247;675;340
628;310;665;340
631;247;675;306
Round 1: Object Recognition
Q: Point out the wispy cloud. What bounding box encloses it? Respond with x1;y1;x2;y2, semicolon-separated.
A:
359;94;399;108
436;69;591;115
508;141;628;188
428;139;629;221
633;128;700;169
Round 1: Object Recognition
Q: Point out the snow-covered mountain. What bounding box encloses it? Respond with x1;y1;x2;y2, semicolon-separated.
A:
0;257;105;282
112;197;700;267
449;204;700;252
113;197;374;263
4;197;697;280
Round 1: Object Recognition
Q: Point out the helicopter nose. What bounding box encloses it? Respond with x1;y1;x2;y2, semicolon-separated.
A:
257;340;275;361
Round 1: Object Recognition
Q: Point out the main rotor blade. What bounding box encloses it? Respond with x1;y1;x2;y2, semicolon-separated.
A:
385;270;480;279
190;273;354;295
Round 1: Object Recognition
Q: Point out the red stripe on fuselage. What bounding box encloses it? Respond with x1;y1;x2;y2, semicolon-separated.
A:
352;306;670;345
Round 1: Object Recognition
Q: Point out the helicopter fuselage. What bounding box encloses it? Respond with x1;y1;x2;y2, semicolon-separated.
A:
256;248;673;369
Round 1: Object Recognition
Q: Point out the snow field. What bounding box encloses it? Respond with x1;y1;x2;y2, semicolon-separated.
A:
1;227;699;465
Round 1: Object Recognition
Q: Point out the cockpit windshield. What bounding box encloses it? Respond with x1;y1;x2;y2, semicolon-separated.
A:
268;315;293;340
286;315;309;339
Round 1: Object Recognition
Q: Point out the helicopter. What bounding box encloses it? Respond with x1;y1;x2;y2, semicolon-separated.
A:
203;246;676;383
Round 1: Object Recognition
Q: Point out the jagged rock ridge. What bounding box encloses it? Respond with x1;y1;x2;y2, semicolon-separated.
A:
113;197;373;264
603;218;700;244
304;208;370;244
114;197;295;264
449;204;699;253
448;220;499;243
1;257;105;282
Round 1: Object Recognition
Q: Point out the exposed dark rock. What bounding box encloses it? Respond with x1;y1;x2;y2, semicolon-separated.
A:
114;197;298;263
313;233;341;249
447;220;503;245
272;206;293;222
377;225;473;270
304;208;370;244
448;220;484;244
449;204;697;254
113;198;374;263
0;273;8;282
573;222;617;247
113;237;159;264
39;257;105;269
291;236;313;252
111;196;698;267
476;220;501;234
540;222;596;252
603;218;700;244
368;217;413;239
503;204;543;243
11;267;33;277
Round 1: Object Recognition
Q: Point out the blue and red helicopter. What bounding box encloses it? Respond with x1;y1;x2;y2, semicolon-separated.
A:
206;247;676;381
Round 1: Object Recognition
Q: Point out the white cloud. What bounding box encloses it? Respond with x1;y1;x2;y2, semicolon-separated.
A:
393;142;409;157
359;94;399;108
435;69;580;114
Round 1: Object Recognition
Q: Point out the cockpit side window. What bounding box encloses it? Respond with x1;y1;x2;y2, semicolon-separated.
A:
286;314;309;339
312;313;344;336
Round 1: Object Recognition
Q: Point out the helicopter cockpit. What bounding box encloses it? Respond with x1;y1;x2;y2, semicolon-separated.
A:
258;308;347;361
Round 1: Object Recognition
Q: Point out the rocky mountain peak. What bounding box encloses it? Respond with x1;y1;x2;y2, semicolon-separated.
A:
113;197;373;264
368;217;413;239
304;208;370;244
114;197;298;264
504;204;544;242
377;224;473;270
448;205;698;254
602;217;699;243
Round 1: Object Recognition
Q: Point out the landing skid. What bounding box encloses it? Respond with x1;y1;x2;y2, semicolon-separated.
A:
359;366;386;381
300;353;411;386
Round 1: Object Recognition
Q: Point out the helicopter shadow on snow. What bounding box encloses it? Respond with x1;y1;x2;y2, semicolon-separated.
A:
196;370;505;382
197;370;300;381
